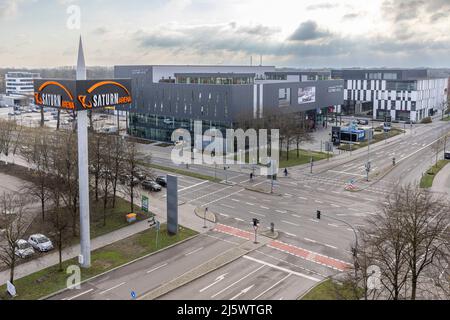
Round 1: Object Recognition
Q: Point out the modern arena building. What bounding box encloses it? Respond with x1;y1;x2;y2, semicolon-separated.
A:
114;65;344;142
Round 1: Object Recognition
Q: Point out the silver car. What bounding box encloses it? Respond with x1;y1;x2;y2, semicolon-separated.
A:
15;239;35;259
28;234;54;252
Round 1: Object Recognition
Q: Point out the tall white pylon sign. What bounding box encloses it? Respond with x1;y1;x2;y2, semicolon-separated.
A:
77;36;91;268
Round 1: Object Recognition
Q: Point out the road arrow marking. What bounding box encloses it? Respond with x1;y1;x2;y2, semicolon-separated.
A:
199;274;228;293
230;284;255;300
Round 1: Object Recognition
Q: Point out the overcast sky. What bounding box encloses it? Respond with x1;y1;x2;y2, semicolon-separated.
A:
1;0;450;68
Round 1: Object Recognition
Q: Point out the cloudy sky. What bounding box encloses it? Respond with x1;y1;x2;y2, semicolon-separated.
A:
1;0;450;68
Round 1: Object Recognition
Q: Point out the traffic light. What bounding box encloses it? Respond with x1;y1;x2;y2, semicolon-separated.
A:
253;218;260;227
317;210;321;220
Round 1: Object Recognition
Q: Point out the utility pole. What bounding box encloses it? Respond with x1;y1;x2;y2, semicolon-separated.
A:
203;207;208;229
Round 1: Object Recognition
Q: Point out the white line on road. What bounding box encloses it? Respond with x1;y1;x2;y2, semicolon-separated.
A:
234;218;245;222
178;181;209;192
330;204;341;208
328;170;366;177
185;247;204;256
147;263;169;274
67;289;94;300
325;244;338;250
250;212;266;217
260;206;270;210
211;265;265;298
231;199;240;202
292;214;302;219
246;202;256;206
252;274;292;300
242;255;320;282
304;238;317;243
298;197;308;200
309;219;319;223
276;210;287;214
328;223;340;228
221;204;235;209
219;213;230;217
201;189;245;207
99;282;127;295
281;220;300;227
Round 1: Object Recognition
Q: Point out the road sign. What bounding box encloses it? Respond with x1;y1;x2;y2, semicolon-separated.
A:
7;281;16;297
141;195;149;213
156;220;161;231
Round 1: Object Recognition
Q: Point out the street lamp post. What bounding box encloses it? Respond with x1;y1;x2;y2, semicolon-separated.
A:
203;207;208;229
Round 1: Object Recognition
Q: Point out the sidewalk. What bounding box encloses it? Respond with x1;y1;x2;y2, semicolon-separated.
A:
0;194;209;286
430;162;450;196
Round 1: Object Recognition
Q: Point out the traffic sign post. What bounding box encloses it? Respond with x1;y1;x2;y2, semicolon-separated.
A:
253;218;260;244
155;220;160;250
141;195;149;213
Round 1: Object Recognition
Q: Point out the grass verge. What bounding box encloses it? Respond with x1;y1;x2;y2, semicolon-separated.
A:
280;149;331;168
0;224;197;300
301;279;362;300
140;162;221;183
338;128;404;151
420;159;450;189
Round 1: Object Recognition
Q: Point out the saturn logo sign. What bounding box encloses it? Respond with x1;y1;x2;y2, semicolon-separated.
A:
34;81;76;109
78;81;132;109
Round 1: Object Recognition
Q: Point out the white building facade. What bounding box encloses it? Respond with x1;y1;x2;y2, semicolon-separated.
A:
5;72;41;95
332;69;449;122
343;78;448;122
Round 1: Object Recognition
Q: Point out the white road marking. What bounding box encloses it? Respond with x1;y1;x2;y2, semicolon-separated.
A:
281;220;300;227
189;185;235;203
292;214;302;219
298;197;308;200
315;200;323;204
219;213;230;217
67;289;94;300
246;202;255;206
147;263;169;274
199;273;228;293
325;244;338;250
329;170;366;177
328;223;340;228
222;204;235;209
231;199;240;202
304;238;317;243
252;274;292;300
99;282;126;295
201;189;245;207
243;255;320;282
250;212;266;217
178;181;209;192
185;247;204;256
276;210;288;214
230;285;255;300
309;219;319;223
211;265;265;298
330;204;341;208
234;218;245;222
260;206;270;210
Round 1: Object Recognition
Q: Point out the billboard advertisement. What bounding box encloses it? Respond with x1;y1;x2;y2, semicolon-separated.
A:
34;79;132;111
298;86;316;104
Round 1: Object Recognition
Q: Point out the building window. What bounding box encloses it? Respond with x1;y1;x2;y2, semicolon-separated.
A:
278;88;291;107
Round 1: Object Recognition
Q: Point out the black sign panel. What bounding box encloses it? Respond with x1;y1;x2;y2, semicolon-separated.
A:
34;79;132;111
332;126;341;146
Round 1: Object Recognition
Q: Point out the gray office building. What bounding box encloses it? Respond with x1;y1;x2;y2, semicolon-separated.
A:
114;65;344;142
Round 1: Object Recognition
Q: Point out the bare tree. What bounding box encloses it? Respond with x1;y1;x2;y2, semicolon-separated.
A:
89;133;104;202
0;192;29;284
47;177;71;271
0;119;17;164
399;185;449;300
123;141;139;212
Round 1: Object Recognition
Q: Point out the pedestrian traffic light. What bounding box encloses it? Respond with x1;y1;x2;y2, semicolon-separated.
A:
253;218;260;227
317;210;321;219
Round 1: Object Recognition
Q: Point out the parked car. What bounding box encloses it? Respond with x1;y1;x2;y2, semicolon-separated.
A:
133;170;146;181
142;180;162;192
28;234;54;252
156;176;167;187
357;119;369;125
445;152;450;160
15;239;35;259
120;174;140;187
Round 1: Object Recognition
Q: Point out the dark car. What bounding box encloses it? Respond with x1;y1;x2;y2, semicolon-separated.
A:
142;180;162;192
120;174;139;187
133;171;146;181
155;176;167;187
445;152;450;160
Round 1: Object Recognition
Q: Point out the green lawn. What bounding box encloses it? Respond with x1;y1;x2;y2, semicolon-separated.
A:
441;116;450;122
0;224;197;300
301;279;362;300
280;149;331;168
420;159;450;189
89;197;152;239
339;128;404;151
139;162;221;183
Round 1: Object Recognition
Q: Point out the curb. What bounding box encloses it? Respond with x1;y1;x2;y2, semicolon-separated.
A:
297;277;331;300
194;207;217;223
39;233;201;300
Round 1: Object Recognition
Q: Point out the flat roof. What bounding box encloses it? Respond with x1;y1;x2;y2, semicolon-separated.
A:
174;73;256;77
